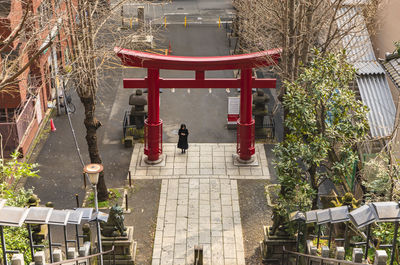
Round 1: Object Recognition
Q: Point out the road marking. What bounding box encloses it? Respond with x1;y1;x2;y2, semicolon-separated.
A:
164;12;189;15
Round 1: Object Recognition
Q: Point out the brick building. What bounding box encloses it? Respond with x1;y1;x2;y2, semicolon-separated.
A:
0;0;69;158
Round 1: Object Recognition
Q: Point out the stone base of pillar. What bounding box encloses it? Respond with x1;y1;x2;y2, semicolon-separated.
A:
101;226;137;265
233;154;259;166
142;154;166;166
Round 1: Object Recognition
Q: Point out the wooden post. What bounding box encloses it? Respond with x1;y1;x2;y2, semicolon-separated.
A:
194;245;203;265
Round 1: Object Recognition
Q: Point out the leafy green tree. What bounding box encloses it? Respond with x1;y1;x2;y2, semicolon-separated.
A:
0;152;39;264
274;50;369;210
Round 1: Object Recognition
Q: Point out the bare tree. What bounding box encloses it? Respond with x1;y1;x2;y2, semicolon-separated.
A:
62;0;162;200
233;0;382;88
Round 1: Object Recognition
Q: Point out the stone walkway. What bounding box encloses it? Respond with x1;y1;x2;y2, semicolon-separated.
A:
128;143;270;265
129;144;270;179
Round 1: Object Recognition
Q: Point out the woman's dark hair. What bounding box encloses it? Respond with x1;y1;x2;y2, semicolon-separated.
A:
180;124;186;129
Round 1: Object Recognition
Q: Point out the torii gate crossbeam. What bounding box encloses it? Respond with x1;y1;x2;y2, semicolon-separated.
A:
115;47;281;163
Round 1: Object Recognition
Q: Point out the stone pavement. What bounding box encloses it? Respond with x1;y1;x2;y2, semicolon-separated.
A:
129;144;270;179
128;143;270;265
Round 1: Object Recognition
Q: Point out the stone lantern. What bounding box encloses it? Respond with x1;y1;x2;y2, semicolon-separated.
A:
252;90;269;137
129;89;148;129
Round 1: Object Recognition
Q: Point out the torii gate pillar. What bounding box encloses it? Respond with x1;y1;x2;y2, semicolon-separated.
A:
115;48;281;164
146;68;162;162
238;68;255;161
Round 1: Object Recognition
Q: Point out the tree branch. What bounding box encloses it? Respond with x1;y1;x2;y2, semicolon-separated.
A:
0;2;30;54
0;39;53;91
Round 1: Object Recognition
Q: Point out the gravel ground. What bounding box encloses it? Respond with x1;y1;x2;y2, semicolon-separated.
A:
125;179;161;265
237;144;278;264
238;179;272;264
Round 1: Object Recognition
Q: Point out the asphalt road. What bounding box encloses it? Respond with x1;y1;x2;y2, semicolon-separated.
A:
131;24;237;144
120;0;234;23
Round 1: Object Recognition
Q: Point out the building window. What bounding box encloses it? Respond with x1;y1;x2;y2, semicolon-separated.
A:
54;0;61;9
38;0;52;28
0;108;16;122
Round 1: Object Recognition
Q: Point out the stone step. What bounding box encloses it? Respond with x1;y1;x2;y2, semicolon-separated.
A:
103;254;134;260
103;260;134;265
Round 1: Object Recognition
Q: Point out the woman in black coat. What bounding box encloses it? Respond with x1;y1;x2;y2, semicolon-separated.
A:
177;124;189;153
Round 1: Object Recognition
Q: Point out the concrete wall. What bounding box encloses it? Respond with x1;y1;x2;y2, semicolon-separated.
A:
371;0;400;104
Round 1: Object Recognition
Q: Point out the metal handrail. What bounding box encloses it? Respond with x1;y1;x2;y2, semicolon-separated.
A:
47;245;115;265
282;247;370;265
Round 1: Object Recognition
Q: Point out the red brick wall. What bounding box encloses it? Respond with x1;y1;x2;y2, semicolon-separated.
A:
0;92;21;108
0;0;70;156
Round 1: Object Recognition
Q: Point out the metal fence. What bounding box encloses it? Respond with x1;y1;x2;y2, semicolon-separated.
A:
0;97;35;156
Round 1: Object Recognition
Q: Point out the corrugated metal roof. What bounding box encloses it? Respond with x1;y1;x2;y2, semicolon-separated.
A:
383;57;400;89
335;6;395;138
354;61;385;75
336;7;376;64
341;0;370;5
356;74;396;138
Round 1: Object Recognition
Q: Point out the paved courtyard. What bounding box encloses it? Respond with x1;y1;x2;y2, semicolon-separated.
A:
128;143;271;265
129;143;270;179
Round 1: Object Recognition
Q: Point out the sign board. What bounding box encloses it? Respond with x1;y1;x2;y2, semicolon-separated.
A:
227;97;240;124
90;211;109;223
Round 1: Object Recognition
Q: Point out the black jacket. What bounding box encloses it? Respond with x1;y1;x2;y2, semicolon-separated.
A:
177;128;189;149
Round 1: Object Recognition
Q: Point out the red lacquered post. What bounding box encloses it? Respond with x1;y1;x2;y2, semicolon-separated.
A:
237;68;255;161
145;68;162;162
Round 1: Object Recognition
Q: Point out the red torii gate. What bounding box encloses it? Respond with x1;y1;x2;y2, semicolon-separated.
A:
115;47;281;163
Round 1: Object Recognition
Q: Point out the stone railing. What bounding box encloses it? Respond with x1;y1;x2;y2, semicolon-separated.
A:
283;245;388;265
9;243;115;265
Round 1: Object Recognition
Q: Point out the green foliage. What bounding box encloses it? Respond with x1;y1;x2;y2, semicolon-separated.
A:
126;128;144;139
0;152;39;190
3;226;31;263
87;188;122;208
373;223;397;245
0;152;39;264
330;192;360;209
274;50;369;211
372;222;400;264
132;128;144;139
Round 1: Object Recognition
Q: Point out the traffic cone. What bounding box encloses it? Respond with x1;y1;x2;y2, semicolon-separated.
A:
168;41;172;55
50;119;56;132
